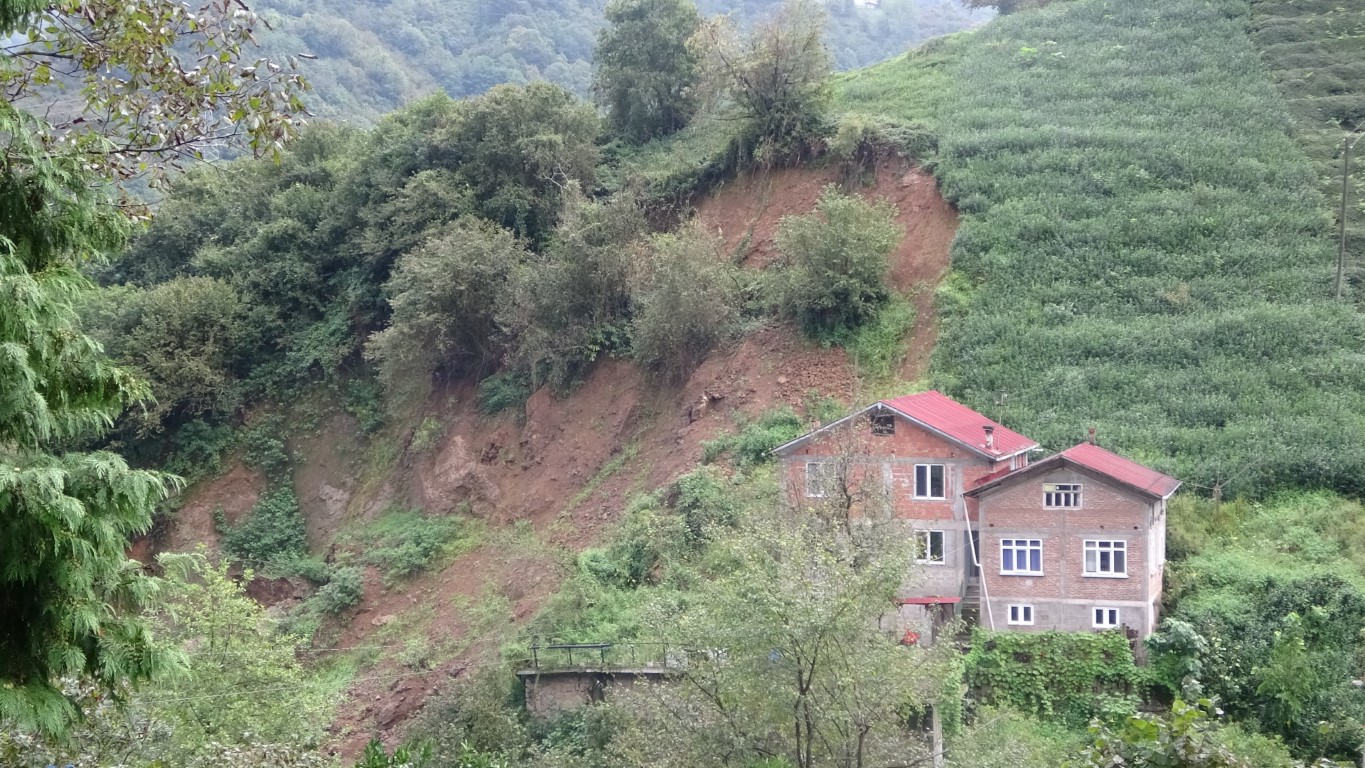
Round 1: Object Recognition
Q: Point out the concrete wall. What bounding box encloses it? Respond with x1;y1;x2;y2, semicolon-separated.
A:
977;466;1160;636
519;670;671;718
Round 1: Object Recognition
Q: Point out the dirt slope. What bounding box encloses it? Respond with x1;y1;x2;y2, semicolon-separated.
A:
152;157;958;759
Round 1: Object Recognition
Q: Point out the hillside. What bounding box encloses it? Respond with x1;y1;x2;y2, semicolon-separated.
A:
254;0;989;122
33;0;1365;764
836;0;1365;498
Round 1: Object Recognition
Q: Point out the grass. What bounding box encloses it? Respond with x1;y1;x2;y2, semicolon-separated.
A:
338;507;486;586
836;0;1365;498
1249;0;1365;296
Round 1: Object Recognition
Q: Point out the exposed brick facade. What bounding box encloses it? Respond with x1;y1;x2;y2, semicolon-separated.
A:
775;394;1178;640
974;465;1168;636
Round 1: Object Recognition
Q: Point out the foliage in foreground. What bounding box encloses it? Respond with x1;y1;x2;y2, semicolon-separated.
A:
1;553;335;766
1163;492;1365;759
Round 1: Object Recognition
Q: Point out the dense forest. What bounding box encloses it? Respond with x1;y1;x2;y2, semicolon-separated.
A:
6;0;1365;765
253;0;989;122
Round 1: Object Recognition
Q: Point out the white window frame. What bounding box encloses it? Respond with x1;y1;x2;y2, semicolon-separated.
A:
1000;538;1043;575
805;461;829;498
1007;604;1034;626
1044;483;1082;508
914;530;946;565
913;464;947;500
1083;540;1127;578
1093;607;1120;629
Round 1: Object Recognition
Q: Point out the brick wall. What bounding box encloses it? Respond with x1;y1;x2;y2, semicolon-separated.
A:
977;466;1160;635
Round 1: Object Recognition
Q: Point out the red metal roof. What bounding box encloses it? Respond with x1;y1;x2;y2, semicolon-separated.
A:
880;391;1038;458
1058;442;1182;498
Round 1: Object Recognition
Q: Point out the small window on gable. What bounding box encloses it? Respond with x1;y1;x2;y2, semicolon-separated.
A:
1093;607;1120;629
1007;604;1034;625
870;412;895;436
1044;483;1082;508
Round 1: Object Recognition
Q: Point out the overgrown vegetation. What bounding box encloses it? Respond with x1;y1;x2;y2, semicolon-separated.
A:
339;508;480;585
964;630;1142;729
1163;492;1365;759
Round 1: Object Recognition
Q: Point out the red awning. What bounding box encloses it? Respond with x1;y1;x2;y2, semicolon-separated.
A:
895;596;962;606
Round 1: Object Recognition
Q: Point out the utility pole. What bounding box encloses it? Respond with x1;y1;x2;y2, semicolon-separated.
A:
1339;135;1350;301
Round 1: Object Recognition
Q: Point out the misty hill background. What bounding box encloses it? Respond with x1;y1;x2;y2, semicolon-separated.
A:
255;0;989;122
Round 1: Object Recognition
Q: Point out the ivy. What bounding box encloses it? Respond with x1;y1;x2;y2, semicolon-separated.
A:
964;629;1147;728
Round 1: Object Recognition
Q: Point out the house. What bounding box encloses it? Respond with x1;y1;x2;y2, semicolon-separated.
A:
772;391;1179;639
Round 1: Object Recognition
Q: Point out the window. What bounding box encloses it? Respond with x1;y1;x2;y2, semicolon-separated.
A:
870;412;895;436
1044;483;1082;508
915;530;946;564
1083;540;1127;577
914;464;946;500
1007;604;1034;625
1000;538;1043;575
805;462;830;498
1093;607;1120;629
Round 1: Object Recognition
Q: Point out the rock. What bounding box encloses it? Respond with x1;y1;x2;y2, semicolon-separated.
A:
372;614;395;627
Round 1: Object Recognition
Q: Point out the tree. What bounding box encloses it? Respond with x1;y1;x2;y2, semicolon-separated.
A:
774;185;901;343
0;105;179;736
503;192;647;391
84;277;259;434
447;82;600;243
2;0;308;186
593;0;703;143
0;553;336;767
630;224;743;382
611;489;958;768
0;0;306;737
366;218;528;386
691;0;831;165
962;0;1059;14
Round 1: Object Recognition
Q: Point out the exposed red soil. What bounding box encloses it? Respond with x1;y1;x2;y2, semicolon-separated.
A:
695;160;957;379
154;460;265;558
155;157;959;760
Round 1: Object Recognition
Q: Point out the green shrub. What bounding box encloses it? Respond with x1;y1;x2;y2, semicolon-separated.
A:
221;488;308;568
702;406;806;467
847;295;914;381
240;418;292;480
963;629;1144;729
630;225;743;381
476;371;531;416
772;186;901;344
355;510;470;584
313;566;365;614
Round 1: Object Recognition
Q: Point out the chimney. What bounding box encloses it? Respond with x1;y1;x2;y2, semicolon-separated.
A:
1088;426;1097;445
983;424;995;451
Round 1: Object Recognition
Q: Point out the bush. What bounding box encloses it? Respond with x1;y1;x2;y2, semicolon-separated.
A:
477;371;532;416
365;219;527;385
354;510;471;584
503;194;646;392
630;224;744;381
701;406;805;466
847;295;915;381
772;186;901;343
221;488;308;568
313;566;365;614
